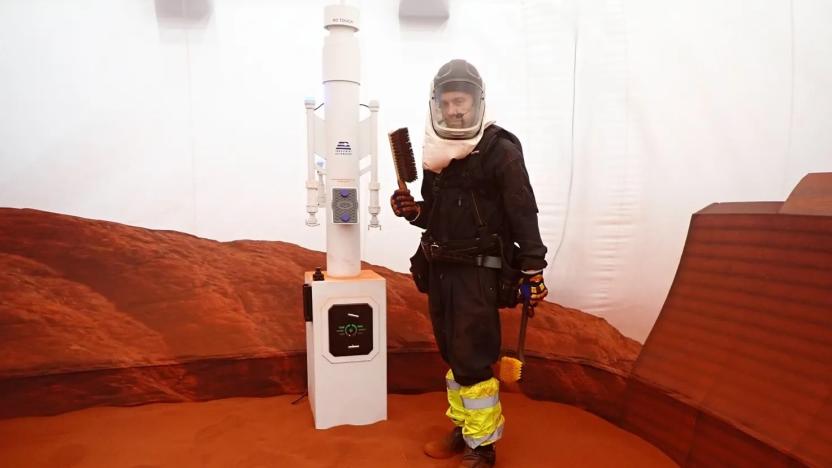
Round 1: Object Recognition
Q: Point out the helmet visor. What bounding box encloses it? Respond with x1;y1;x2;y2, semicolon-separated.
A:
430;80;485;140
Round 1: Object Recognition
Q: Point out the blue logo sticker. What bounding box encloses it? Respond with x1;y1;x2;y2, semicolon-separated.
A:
336;141;352;155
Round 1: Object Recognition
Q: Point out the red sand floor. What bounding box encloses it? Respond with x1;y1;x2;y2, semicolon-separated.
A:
0;392;676;468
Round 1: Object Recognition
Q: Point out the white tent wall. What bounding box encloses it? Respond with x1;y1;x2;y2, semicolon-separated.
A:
0;0;829;342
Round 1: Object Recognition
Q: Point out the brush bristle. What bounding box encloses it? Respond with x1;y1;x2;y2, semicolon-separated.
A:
498;356;523;384
388;127;418;183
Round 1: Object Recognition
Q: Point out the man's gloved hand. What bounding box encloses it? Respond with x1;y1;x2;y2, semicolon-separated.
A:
390;188;420;221
518;272;548;305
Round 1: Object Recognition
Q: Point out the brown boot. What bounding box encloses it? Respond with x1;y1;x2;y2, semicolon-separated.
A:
423;426;466;459
458;444;496;468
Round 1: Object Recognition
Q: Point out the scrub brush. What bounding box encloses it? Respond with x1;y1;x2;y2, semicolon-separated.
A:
499;284;535;384
387;127;418;189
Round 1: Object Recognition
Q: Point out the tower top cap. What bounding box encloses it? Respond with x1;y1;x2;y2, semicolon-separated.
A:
324;5;359;31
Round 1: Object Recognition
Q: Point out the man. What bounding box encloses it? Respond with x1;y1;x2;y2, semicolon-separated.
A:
391;59;549;468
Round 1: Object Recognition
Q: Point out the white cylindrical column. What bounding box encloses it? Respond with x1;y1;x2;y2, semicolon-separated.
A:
305;4;388;432
322;5;361;277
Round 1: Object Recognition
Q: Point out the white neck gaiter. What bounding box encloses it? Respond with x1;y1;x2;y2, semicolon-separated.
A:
422;115;495;173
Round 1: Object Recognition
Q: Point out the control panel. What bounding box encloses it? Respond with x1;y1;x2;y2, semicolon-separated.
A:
332;187;358;224
328;303;373;356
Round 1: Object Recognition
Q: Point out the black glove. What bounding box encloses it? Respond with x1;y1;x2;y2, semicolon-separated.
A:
518;272;548;305
390;188;420;221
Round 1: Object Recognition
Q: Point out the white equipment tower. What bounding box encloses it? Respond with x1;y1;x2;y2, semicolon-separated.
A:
302;2;387;430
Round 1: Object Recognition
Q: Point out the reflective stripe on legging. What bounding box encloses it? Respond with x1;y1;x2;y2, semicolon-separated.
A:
461;394;500;410
464;421;505;448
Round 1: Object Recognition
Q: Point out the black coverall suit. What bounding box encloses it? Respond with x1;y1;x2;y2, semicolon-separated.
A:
409;124;548;387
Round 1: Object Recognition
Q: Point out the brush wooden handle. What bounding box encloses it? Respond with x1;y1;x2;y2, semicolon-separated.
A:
397;179;406;191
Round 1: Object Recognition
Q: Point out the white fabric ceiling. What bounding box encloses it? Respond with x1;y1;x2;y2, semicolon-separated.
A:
0;0;829;341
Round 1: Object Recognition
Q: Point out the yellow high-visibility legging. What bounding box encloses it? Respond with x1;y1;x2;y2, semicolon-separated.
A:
445;370;504;447
445;369;466;427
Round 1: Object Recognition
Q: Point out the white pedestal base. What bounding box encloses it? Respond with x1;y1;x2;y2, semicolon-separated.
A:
304;269;387;429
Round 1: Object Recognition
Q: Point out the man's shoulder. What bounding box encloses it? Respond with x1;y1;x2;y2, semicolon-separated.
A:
481;125;523;169
483;124;521;149
487;123;520;139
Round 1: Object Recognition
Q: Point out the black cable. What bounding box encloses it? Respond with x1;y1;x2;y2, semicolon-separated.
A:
291;391;308;405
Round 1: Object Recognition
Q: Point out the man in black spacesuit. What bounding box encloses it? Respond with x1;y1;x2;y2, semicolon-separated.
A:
391;59;548;468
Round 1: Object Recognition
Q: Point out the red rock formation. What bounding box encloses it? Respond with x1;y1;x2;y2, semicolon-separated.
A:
0;207;640;419
621;173;832;467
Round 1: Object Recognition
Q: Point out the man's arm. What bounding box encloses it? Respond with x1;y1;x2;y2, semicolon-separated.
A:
494;140;547;272
408;170;436;229
390;170;435;229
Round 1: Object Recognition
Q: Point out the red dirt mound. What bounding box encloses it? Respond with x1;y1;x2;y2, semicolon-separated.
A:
0;208;640;419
